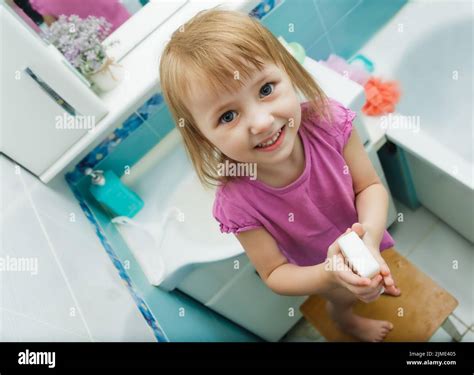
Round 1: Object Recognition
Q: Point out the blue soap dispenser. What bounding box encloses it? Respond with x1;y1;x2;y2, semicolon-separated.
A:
85;168;144;218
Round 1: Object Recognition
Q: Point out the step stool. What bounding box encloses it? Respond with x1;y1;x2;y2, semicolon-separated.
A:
300;248;460;342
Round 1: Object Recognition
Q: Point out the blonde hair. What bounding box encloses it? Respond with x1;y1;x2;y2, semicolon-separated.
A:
159;8;328;189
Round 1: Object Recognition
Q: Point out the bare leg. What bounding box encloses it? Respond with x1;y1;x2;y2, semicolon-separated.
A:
320;286;393;342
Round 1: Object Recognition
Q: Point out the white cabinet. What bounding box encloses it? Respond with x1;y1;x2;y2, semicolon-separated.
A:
204;262;306;342
0;5;109;178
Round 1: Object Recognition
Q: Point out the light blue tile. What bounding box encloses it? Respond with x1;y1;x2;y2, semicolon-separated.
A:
145;104;176;140
261;0;326;51
328;0;407;59
136;93;163;121
66;112;148;186
316;0;361;30
306;35;333;61
95;123;160;177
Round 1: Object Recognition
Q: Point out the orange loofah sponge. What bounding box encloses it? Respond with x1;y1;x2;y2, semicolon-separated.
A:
362;77;401;116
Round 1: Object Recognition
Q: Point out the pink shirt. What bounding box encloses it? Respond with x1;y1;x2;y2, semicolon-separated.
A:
30;0;131;32
213;99;395;267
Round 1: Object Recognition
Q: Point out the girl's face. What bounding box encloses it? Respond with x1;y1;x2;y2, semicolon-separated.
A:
187;62;302;168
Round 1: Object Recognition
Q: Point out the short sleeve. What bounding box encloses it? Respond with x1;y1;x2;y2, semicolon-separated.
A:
307;99;356;154
327;99;356;151
212;192;262;234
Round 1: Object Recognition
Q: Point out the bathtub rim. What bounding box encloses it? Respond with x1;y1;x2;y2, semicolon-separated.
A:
386;118;473;191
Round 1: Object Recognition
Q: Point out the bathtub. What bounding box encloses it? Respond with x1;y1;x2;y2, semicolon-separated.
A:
359;1;473;242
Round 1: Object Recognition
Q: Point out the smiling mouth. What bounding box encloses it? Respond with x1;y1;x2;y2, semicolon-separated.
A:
255;124;286;149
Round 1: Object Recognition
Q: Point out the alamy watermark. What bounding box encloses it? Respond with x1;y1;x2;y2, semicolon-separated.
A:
55;113;96;131
217;160;257;180
380;113;420;134
325;254;371;275
18;350;55;368
0;255;38;276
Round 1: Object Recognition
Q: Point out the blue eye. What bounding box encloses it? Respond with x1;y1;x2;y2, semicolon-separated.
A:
217;83;274;125
259;82;274;97
219;110;237;124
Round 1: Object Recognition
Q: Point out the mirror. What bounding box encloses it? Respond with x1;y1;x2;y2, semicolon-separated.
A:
3;0;188;64
4;0;147;36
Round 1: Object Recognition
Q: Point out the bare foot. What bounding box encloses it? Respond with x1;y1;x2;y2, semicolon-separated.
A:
326;301;393;342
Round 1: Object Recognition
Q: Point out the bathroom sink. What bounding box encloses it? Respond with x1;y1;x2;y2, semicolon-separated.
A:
114;131;244;291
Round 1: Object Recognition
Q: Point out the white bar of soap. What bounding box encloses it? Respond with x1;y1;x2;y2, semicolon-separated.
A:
337;231;381;278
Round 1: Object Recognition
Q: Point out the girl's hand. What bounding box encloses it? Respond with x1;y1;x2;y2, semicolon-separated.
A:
350;222;401;297
326;229;385;303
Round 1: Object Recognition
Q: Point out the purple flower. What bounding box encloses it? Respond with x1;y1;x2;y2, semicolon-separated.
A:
43;15;113;75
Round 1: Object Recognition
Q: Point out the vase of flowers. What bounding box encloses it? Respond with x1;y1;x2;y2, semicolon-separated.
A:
44;15;123;92
86;55;124;92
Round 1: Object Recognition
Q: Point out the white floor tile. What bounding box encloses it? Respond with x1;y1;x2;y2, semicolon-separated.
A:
407;221;474;328
461;329;474;342
1;158;155;342
448;314;470;338
1;198;91;340
0;156;30;219
38;213;157;342
0;309;91;342
428;326;453;342
388;199;439;256
29;176;90;230
281;318;326;342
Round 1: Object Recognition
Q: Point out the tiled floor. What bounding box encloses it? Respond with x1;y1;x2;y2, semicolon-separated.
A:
282;199;473;342
0;156;156;342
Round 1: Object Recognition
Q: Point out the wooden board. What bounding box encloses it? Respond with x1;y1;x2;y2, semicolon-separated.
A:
300;248;458;342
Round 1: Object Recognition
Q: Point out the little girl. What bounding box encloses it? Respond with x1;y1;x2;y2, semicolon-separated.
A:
159;9;401;342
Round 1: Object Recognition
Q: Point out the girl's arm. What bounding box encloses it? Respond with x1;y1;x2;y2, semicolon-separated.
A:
236;227;380;298
342;128;400;294
236;227;337;296
342;128;388;247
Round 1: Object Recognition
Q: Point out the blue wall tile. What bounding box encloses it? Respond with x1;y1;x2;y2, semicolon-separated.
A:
145;104;176;140
261;0;326;51
306;34;333;61
261;0;406;62
328;0;407;59
136;93;164;121
316;0;361;30
94;123;159;177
